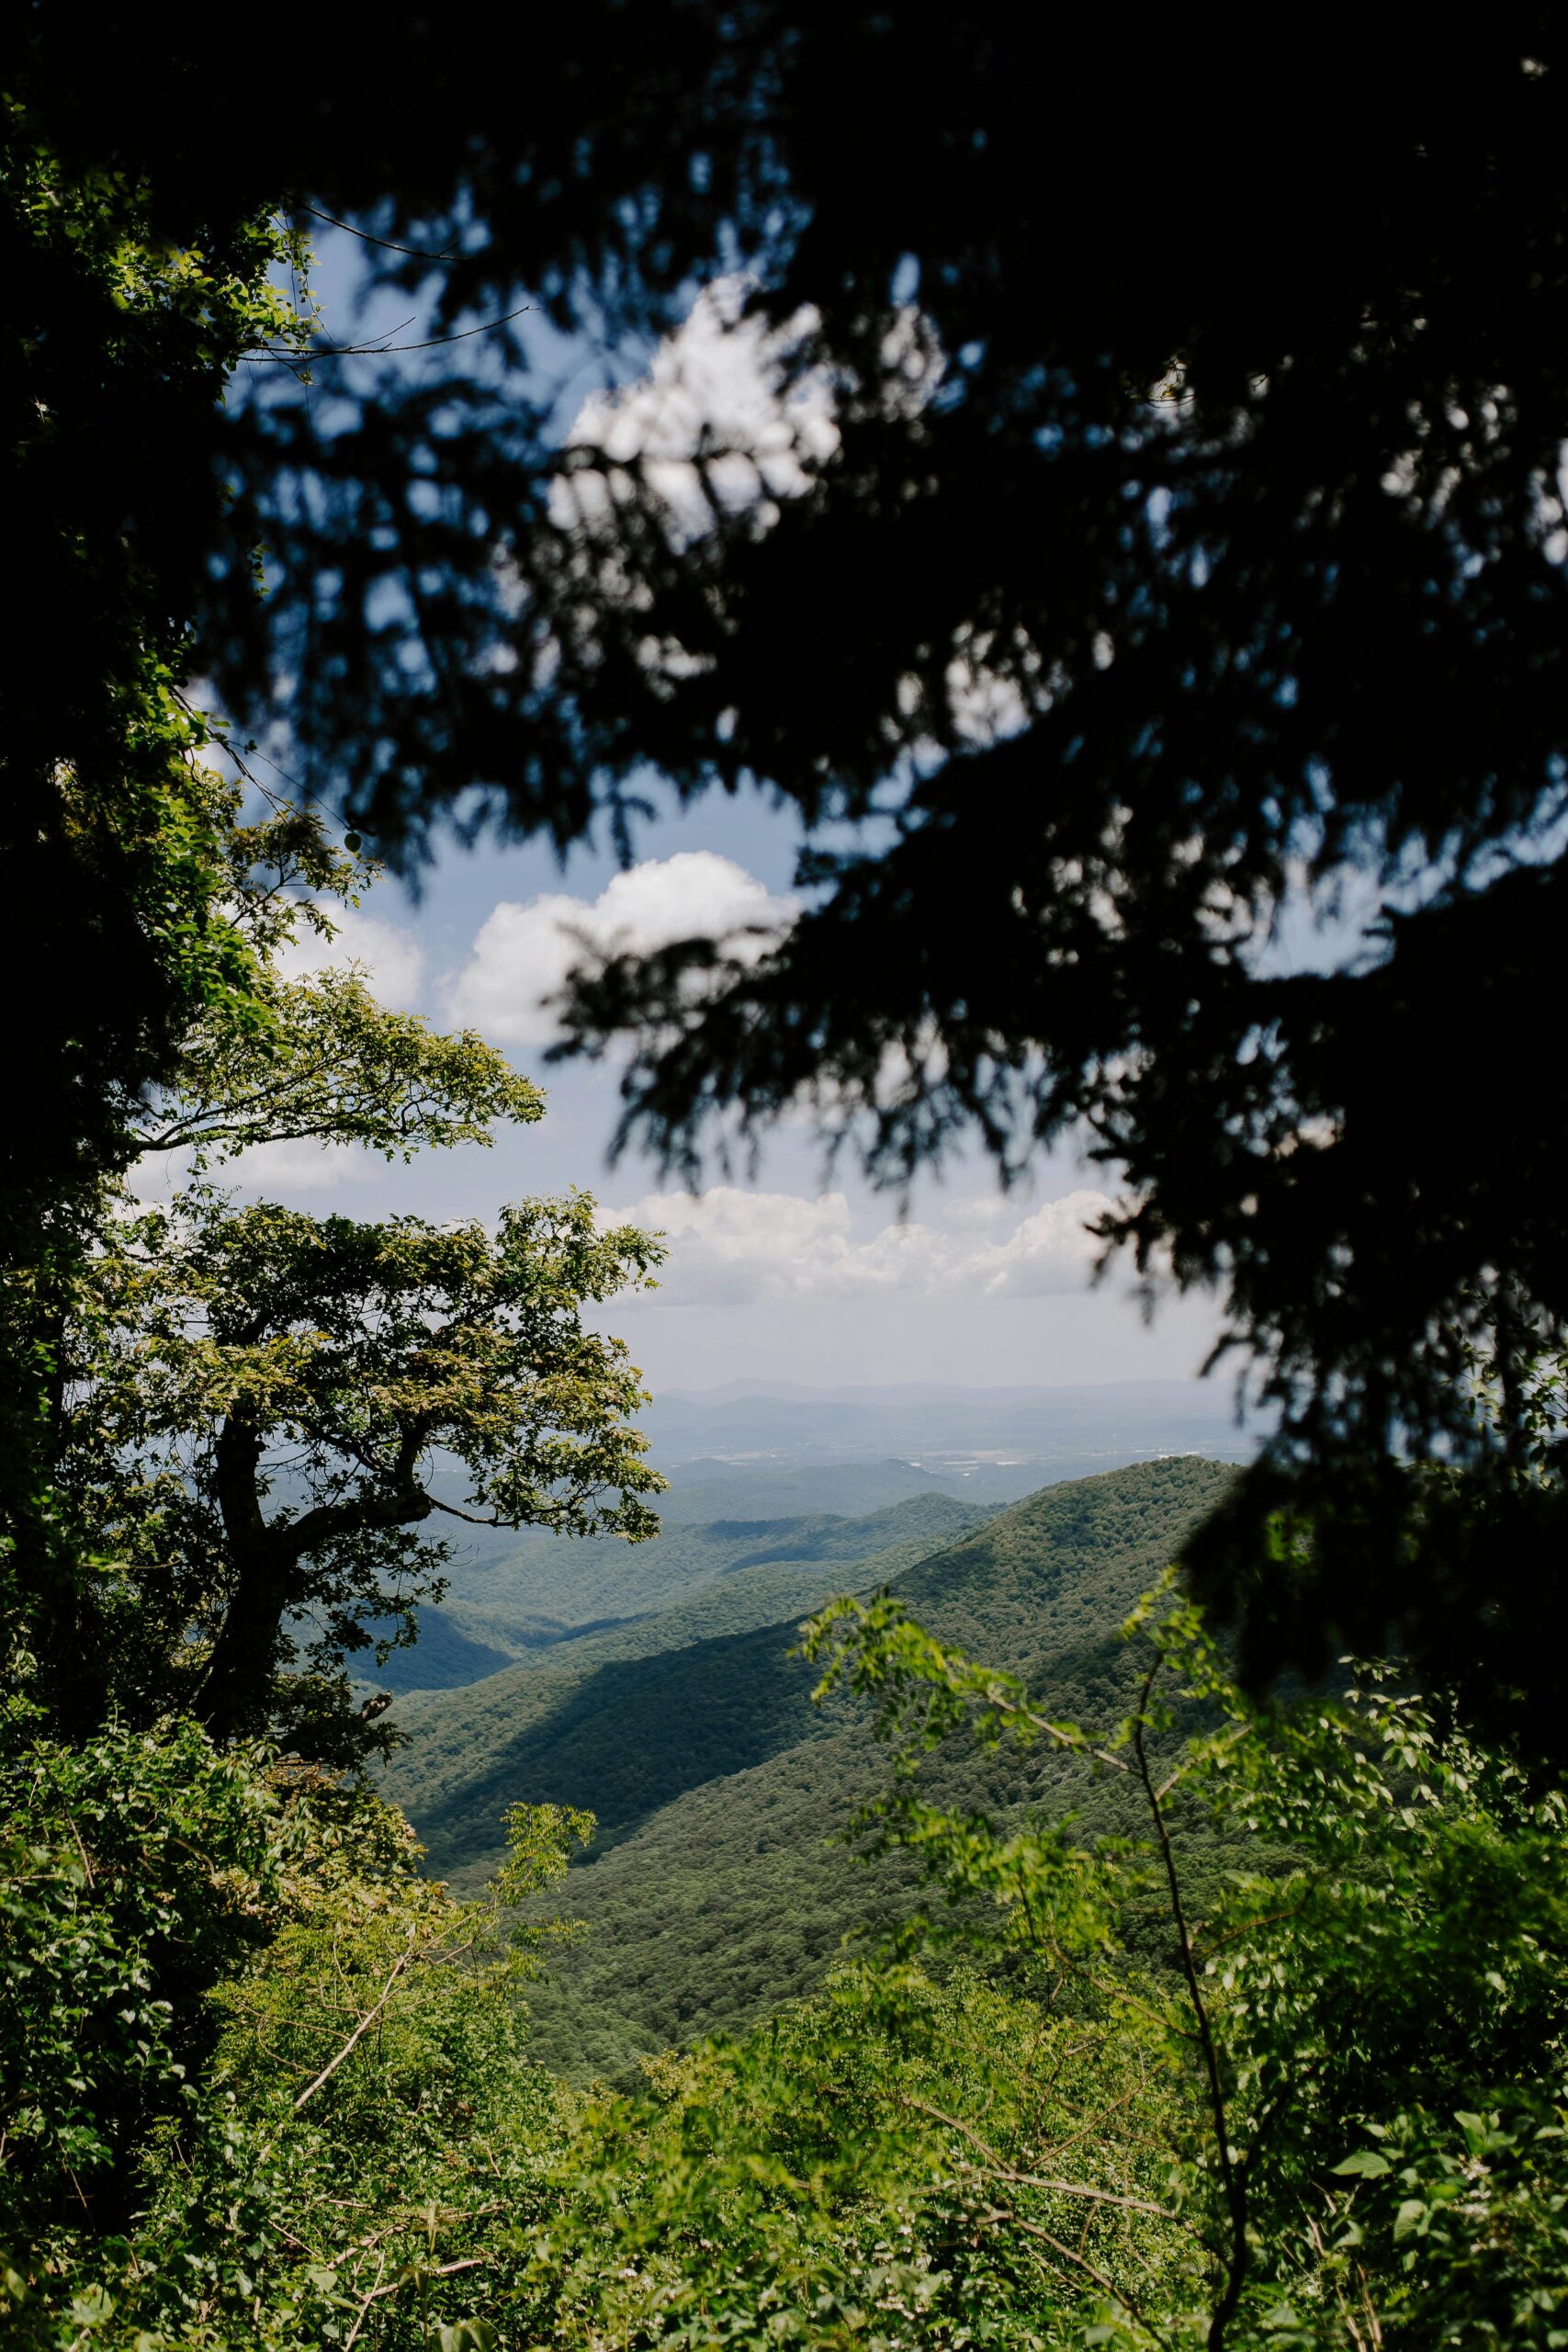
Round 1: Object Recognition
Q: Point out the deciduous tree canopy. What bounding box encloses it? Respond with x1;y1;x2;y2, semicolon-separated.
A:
64;1185;662;1760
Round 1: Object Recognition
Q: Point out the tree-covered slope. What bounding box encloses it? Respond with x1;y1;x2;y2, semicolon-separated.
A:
381;1490;999;1859
389;1490;990;1673
382;1458;1234;2076
468;1554;919;1675
371;1612;515;1695
654;1458;1025;1521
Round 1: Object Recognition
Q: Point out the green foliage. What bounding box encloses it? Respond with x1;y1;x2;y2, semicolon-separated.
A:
4;1440;1563;2351
1182;1342;1568;1770
0;98;314;1343
49;1177;663;1760
109;1792;577;2352
513;1964;1190;2352
1321;2100;1568;2350
800;1588;1568;2345
135;798;545;1175
0;1753;587;2351
0;1702;282;2266
0;769;667;1758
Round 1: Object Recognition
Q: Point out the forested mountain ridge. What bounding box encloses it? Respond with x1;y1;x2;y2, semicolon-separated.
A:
381;1455;1234;2075
653;1457;1035;1518
374;1488;992;1687
378;1492;1000;1834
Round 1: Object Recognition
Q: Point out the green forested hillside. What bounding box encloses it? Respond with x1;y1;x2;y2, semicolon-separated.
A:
386;1489;990;1674
381;1492;1000;1857
368;1613;518;1694
382;1457;1233;2077
654;1457;1025;1521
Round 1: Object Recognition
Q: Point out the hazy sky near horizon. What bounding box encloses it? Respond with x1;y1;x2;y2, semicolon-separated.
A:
189;234;1233;1394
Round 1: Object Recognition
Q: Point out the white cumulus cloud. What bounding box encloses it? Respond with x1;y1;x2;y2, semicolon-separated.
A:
553;276;840;546
224;1138;382;1193
443;853;797;1048
276;907;427;1010
605;1185;1111;1308
966;1193;1116;1297
129;1135;382;1204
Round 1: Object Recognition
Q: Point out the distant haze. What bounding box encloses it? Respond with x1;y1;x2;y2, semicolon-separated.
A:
639;1377;1258;1499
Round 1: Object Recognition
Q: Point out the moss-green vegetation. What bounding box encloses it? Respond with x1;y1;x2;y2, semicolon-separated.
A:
15;1554;1565;2350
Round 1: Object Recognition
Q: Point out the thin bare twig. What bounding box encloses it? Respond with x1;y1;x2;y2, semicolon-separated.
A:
1153;1723;1252;1804
1196;1883;1322;1962
1040;2068;1177;2164
984;2207;1175;2350
294;1931;418;2110
63;1812;96;1886
909;2098;1176;2220
366;2256;487;2301
243;303;534;361
1019;1704;1131;1777
299;205;458;262
1131;1659;1246;2351
342;2250;387;2350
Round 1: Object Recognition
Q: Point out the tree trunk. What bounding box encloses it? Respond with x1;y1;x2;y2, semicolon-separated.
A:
196;1409;289;1742
196;1412;434;1745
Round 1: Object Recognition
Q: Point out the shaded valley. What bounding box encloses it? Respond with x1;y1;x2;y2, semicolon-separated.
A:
380;1456;1234;2077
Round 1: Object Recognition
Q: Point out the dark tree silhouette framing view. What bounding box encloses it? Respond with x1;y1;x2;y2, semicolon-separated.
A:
4;9;1566;1740
8;20;1568;2347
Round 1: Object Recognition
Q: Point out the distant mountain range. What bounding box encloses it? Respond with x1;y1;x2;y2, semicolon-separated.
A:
654;1457;1021;1519
640;1376;1256;1494
373;1490;990;1685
